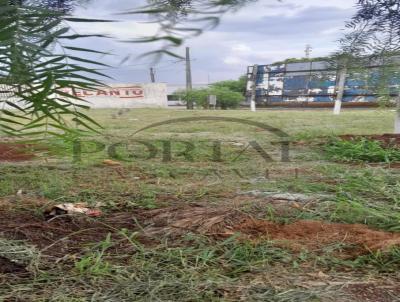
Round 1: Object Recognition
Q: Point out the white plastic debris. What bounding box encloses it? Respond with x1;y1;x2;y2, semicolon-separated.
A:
240;191;331;203
45;203;102;219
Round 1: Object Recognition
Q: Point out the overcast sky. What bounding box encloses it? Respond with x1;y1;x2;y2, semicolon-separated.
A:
68;0;357;85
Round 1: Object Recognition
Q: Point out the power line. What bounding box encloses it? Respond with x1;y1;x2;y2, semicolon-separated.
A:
153;60;184;70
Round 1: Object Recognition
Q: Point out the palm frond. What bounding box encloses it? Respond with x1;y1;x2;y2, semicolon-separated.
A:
0;0;110;137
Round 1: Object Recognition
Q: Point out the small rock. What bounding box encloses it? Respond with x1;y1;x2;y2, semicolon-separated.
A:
240;190;331;204
307;271;330;279
103;159;122;166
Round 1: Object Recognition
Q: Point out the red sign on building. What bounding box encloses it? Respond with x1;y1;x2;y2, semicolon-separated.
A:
61;86;145;99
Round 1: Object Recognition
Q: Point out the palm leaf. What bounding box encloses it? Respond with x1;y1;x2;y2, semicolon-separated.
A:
0;0;111;137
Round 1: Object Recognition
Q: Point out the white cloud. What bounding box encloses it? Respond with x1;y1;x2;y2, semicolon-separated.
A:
223;56;251;65
289;0;355;9
68;0;358;84
223;0;355;22
69;21;159;39
320;26;343;35
231;43;252;53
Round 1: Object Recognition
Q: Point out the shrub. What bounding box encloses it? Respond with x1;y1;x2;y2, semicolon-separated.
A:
173;87;244;109
209;75;247;95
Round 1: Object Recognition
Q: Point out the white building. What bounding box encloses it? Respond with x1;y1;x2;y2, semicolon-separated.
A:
61;83;168;108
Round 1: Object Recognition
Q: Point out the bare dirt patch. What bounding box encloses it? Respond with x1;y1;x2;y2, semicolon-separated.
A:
0;256;27;274
237;219;400;255
0;143;36;162
140;205;400;256
0;209;139;258
2;203;400;258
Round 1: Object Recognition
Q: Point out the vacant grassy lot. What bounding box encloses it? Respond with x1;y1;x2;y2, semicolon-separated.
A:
1;108;400;301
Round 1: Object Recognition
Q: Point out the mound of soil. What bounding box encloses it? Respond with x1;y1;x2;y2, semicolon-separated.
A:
0;143;35;162
140;205;400;256
339;134;400;149
237;219;400;254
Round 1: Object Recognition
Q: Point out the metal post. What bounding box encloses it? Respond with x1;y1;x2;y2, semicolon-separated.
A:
250;64;258;112
334;67;347;115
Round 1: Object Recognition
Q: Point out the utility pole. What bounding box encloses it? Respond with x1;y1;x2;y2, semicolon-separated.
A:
334;66;347;115
250;64;258;112
185;47;193;109
150;67;155;83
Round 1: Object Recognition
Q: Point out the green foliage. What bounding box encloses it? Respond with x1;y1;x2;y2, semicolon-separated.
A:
174;86;244;109
209;75;247;95
21;0;83;12
325;138;400;163
343;1;400;57
75;234;113;276
0;1;110;137
353;248;400;272
271;57;329;65
330;195;400;232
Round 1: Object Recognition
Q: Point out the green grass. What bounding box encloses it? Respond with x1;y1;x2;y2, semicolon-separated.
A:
325;138;400;163
3;234;400;301
1;108;400;301
87;108;395;138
